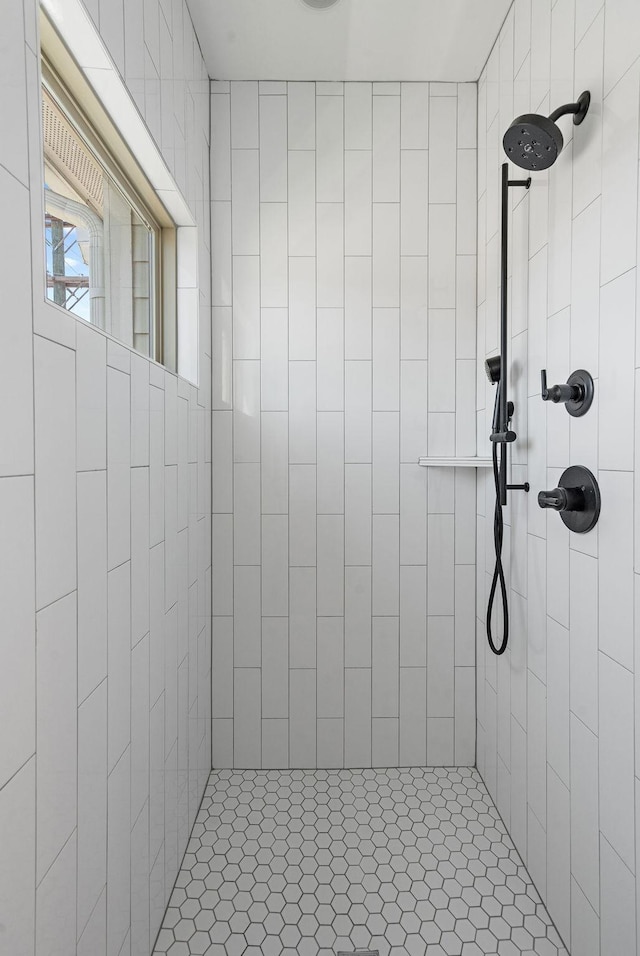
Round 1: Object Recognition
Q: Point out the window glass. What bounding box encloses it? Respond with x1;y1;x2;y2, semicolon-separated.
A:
42;83;157;357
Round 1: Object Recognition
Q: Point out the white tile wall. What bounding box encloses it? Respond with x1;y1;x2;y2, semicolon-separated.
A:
476;2;640;951
0;0;211;952
212;80;477;769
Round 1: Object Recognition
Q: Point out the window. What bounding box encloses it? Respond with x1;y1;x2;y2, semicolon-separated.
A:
40;30;177;366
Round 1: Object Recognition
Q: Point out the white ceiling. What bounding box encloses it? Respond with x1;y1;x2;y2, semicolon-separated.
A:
186;0;512;83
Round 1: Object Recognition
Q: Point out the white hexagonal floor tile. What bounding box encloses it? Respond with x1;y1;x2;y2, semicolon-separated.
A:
151;769;568;956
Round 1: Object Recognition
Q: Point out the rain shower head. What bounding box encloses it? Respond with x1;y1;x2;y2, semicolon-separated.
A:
502;91;590;171
485;355;501;384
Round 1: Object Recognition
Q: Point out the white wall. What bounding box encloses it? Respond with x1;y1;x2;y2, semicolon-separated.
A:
0;0;211;954
211;79;478;770
477;0;640;952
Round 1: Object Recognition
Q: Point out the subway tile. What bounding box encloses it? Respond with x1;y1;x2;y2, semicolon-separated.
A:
107;368;131;571
429;95;457;203
345;257;372;360
233;361;260;463
600;835;636;954
317;617;344;718
34;337;76;610
234;668;261;768
317;412;344;514
289;362;316;463
231;81;259;148
261;515;288;617
372;718;399;766
570;878;599;956
212;201;232;306
36;831;77;956
400;667;427;765
603;0;640;95
289;669;317;768
428;310;456;412
212;514;233;617
599;269;635;471
261;411;288;514
107;562;131;773
317;515;344;615
259;94;287;201
0;759;35;955
36;592;77;883
345;150;372;256
345;668;372;766
570;714;600;913
345;83;372;149
373;203;400;307
261;309;288;411
234;566;261;668
599;470;634;670
427;717;454;765
345;361;372;463
0;477;35;787
262;720;288;769
234;463;261;566
373;412;399;514
372;617;400;718
317;308;344;410
372;514;399;615
400;565;427;667
454;666;475;764
77;681;107;938
232;256;260;359
400;257;428;360
76;324;107;471
345;464;372;566
288;152;316;257
373;95;400;202
428;205;456;308
287;82;316;149
260;204;288;308
547;618;570;788
345;566;372;669
400;150;428;256
427;514;454;616
427;616;455;717
261;617;289;718
289;257;316;359
289;464;317;566
289;567;316;668
210;92;231;200
212;411;233;513
317;204;344;307
400;465;427;565
599;652;635;872
400;83;429;149
373;309;400;411
212;618;234;718
231;149;259;255
316;94;344;202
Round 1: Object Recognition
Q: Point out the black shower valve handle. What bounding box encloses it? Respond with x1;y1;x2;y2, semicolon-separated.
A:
540;369;581;404
537;486;584;512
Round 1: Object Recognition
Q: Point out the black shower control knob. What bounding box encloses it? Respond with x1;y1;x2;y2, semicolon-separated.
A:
537;486;584;512
537;465;600;533
540;368;594;417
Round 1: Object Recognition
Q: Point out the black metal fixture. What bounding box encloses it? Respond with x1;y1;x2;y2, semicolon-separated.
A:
540;368;594;416
485;165;531;657
538;465;601;533
503;91;591;170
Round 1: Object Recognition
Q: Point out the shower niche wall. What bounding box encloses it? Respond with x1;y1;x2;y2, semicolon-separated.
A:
210;80;479;771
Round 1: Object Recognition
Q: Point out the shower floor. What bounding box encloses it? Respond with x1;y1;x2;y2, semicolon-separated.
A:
152;767;567;956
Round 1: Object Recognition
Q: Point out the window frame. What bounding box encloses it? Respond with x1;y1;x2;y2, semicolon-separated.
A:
40;13;177;369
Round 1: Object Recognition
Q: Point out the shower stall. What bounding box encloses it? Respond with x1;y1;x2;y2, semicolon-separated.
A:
1;1;639;955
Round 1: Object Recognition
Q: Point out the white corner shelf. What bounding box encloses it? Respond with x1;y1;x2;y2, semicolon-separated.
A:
418;457;492;468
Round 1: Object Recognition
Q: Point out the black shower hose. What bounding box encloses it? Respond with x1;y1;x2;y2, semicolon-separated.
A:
486;399;509;656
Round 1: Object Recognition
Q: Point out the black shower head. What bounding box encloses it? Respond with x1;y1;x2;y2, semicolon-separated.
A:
503;91;590;171
485;355;501;384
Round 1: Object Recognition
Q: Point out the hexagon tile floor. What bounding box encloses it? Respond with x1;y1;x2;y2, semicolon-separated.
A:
152;767;568;956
